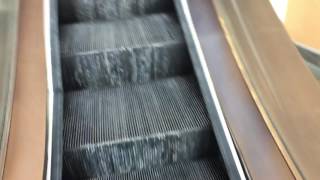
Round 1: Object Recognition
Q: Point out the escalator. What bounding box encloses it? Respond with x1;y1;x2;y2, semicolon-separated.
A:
56;0;229;179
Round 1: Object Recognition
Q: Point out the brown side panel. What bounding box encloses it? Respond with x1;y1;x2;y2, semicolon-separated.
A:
177;0;294;179
212;0;320;179
3;0;46;179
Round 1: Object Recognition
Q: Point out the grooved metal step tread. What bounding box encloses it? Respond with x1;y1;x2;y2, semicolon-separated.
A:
60;14;183;56
60;14;191;90
89;158;229;180
59;0;174;23
63;76;218;179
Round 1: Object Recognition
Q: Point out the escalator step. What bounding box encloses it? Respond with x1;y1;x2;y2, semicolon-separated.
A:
60;14;192;91
90;158;229;180
59;0;174;23
63;76;218;179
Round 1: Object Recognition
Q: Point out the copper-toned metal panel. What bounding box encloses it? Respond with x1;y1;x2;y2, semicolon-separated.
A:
212;0;320;179
3;0;46;179
175;0;294;179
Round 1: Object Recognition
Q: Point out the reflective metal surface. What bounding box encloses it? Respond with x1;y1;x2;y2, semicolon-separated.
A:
175;0;293;179
0;0;19;178
213;0;320;179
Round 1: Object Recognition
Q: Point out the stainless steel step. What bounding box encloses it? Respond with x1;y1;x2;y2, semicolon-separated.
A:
60;14;192;91
90;158;228;180
63;76;218;179
59;0;174;23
